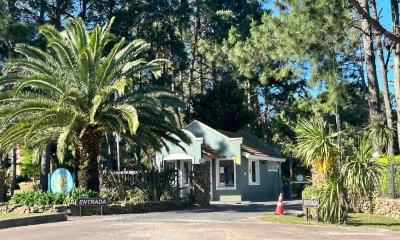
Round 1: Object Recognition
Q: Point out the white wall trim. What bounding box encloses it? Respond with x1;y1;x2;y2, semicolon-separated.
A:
243;152;286;162
248;159;260;186
215;157;237;191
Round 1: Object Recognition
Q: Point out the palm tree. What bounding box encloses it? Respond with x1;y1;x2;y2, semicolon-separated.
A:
0;18;189;192
295;117;340;183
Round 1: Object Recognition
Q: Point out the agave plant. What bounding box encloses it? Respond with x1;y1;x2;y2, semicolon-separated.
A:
295;117;340;183
0;18;189;192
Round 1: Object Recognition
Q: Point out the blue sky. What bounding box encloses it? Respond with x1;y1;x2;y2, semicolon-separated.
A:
373;1;395;95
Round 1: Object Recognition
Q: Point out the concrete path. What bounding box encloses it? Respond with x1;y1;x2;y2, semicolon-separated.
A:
0;200;399;240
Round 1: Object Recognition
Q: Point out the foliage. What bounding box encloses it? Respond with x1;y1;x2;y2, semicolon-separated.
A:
10;188;98;206
302;176;342;223
378;156;400;198
191;79;254;132
100;171;134;201
0;17;189;192
365;113;395;151
295;117;340;174
133;164;178;202
20;148;40;178
342;137;382;203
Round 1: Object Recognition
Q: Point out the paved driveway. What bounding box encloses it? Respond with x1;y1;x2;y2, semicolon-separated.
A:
0;200;399;240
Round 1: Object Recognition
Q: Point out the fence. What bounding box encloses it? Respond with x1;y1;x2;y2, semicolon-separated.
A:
380;162;400;199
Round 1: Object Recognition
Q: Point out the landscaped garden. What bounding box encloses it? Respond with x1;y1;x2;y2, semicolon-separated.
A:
0;0;400;234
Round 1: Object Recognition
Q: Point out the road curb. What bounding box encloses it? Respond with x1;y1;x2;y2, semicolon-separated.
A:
0;213;68;229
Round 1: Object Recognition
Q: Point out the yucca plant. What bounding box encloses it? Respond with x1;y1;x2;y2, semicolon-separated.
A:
0;18;189;192
342;136;382;205
302;175;342;223
295;117;340;183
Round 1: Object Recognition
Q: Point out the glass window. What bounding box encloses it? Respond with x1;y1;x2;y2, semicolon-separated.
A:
182;161;190;185
164;161;176;170
268;161;279;172
218;159;235;188
249;160;260;185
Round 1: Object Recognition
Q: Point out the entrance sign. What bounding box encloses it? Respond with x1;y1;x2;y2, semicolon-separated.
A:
76;198;108;216
76;198;108;207
302;198;320;208
302;198;320;222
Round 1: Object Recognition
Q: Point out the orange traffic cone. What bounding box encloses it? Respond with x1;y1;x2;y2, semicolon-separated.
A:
274;192;284;215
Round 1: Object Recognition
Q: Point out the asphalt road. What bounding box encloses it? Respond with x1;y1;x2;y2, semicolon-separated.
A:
0;200;399;240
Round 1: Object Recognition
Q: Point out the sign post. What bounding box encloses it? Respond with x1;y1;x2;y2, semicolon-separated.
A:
76;198;109;216
302;198;320;222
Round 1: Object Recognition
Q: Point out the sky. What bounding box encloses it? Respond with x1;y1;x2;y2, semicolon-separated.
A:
373;1;395;95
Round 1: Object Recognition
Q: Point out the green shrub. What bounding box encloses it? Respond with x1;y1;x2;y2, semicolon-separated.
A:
10;187;98;206
378;156;400;198
302;176;342;223
133;164;177;201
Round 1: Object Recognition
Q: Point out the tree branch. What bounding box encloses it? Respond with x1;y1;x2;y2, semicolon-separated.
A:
348;0;400;44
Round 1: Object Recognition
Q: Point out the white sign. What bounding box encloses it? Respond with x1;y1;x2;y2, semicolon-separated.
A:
220;167;225;173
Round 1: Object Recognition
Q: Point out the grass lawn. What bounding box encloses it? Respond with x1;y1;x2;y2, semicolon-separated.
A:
0;213;50;220
260;213;400;231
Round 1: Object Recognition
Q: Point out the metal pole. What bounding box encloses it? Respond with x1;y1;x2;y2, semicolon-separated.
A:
116;134;120;173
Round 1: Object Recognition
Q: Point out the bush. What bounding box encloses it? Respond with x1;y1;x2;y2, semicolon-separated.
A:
378;156;400;198
10;187;98;206
302;176;342;223
100;171;134;201
133;164;178;201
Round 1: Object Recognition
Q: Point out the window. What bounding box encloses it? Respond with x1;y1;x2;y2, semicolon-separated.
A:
216;159;236;190
164;160;177;187
267;161;279;172
164;161;176;171
248;160;260;185
182;161;190;186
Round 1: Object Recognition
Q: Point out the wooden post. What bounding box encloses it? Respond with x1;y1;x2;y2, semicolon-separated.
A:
306;208;309;222
79;206;82;217
316;208;319;223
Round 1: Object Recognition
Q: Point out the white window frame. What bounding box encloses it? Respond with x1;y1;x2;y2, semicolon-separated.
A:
267;161;279;172
248;159;260;185
180;160;191;187
216;158;236;190
163;160;178;187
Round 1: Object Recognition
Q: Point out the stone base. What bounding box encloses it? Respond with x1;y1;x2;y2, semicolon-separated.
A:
0;200;192;216
374;198;400;220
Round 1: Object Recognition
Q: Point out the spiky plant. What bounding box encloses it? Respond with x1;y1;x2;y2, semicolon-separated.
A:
295;117;340;183
342;136;382;204
0;18;189;192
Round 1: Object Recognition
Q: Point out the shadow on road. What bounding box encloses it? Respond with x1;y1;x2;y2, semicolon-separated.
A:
178;199;302;214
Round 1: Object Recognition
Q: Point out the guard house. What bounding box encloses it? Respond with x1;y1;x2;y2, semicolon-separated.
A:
155;120;286;201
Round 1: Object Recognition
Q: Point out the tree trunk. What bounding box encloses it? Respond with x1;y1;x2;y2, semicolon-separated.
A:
39;144;51;191
391;0;400;152
80;0;87;22
105;132;115;171
38;0;46;25
359;0;380;118
187;2;201;120
10;147;17;196
0;167;5;202
311;163;326;185
75;125;102;192
371;0;394;155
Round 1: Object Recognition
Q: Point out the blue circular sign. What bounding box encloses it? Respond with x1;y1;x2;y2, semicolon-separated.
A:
51;168;74;193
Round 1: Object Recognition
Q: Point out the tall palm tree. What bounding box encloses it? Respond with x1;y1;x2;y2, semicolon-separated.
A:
0;18;189;192
295;117;340;183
